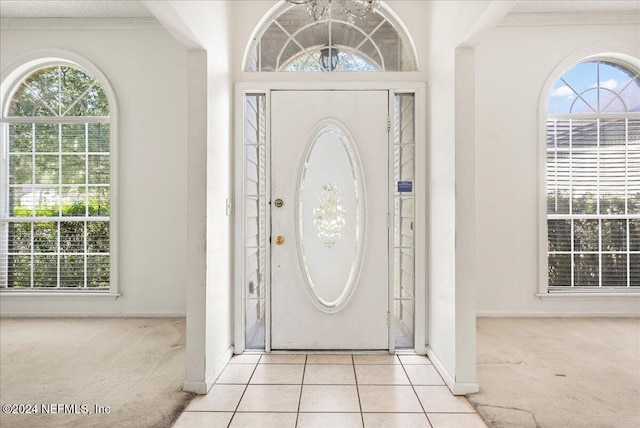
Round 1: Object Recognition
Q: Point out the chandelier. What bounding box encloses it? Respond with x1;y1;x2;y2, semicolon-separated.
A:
286;0;381;24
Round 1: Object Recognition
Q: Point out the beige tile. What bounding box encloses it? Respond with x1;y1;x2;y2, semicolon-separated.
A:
363;413;432;428
414;386;476;413
250;364;305;384
215;363;256;384
237;384;301;412
306;354;353;364
299;385;361;412
355;364;410;385
353;354;400;365
358;385;423;413
304;364;356;384
404;365;446;386
185;384;245;411
229;354;262;364
427;413;487;428
173;411;233;428
399;355;432;365
229;412;297;428
260;354;306;364
297;413;363;428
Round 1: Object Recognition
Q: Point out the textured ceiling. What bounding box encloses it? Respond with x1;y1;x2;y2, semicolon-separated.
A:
510;0;640;14
1;1;639;19
0;1;154;18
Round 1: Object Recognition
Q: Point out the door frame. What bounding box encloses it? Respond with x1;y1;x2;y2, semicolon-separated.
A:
233;82;427;354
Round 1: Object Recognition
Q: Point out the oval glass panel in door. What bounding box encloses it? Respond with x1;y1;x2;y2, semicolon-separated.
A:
297;121;366;313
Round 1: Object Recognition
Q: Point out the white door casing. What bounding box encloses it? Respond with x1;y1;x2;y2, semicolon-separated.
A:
271;90;389;350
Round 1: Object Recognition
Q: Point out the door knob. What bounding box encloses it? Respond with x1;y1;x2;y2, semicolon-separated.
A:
275;236;284;245
274;199;284;208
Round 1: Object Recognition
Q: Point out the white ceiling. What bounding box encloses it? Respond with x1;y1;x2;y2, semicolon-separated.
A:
0;0;638;19
510;0;640;14
0;1;154;18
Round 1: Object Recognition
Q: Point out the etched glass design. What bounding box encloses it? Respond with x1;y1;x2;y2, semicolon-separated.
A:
313;183;346;247
298;122;365;313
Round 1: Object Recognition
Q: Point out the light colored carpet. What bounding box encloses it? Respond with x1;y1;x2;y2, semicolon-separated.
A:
0;318;192;428
469;317;640;428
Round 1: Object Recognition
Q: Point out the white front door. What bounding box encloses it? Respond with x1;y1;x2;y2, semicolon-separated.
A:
271;90;389;350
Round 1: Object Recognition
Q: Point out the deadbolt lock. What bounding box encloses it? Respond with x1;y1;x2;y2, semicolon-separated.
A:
274;198;284;208
275;236;284;245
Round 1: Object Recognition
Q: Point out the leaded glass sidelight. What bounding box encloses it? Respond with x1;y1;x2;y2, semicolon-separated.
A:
244;94;267;348
297;122;365;313
393;93;415;348
245;3;416;72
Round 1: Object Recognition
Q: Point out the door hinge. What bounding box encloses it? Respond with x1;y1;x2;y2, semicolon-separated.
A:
387;312;391;327
386;116;391;132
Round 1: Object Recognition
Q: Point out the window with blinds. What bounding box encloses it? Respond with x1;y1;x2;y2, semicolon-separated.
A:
1;65;111;290
546;60;640;289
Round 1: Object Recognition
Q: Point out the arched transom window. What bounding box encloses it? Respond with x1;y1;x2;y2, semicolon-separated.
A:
245;2;416;72
546;59;640;289
1;63;112;291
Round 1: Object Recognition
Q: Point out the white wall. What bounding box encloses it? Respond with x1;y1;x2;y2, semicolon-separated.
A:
475;19;640;316
144;0;235;393
0;22;188;316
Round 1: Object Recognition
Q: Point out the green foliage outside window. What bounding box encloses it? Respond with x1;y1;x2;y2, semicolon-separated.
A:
7;199;110;289
8;66;109;117
3;63;111;290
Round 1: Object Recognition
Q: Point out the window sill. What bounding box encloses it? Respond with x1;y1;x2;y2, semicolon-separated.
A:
536;292;640;301
0;291;121;300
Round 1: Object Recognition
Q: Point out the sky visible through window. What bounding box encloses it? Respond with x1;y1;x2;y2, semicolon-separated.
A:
548;61;640;114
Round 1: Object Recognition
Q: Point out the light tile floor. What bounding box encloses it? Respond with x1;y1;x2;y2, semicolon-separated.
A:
173;354;487;428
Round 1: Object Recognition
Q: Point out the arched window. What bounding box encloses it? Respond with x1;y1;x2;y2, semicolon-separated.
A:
1;61;113;291
244;1;417;72
546;59;640;289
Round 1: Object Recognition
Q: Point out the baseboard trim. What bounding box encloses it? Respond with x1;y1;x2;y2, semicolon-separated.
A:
0;312;186;317
182;381;208;395
452;382;480;395
183;345;234;395
204;345;234;393
426;345;455;390
426;345;479;396
476;312;640;318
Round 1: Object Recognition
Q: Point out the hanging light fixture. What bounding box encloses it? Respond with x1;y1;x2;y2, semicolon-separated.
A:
286;0;380;24
319;46;340;71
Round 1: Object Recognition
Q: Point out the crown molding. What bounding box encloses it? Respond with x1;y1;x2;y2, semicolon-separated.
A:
499;11;640;27
0;17;164;31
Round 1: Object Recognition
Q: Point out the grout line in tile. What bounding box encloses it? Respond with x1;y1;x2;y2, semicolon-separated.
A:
399;356;430;424
294;354;307;428
226;355;261;428
351;354;366;427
